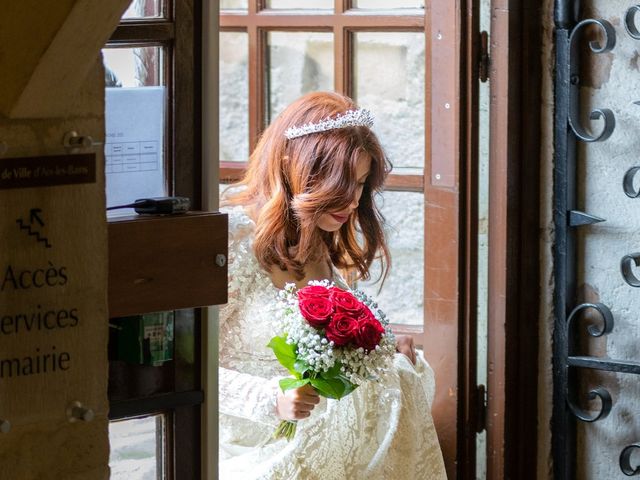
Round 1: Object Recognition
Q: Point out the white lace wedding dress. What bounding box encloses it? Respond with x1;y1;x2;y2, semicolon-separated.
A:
219;205;447;480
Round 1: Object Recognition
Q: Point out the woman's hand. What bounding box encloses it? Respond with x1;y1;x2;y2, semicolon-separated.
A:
276;383;320;420
395;334;417;365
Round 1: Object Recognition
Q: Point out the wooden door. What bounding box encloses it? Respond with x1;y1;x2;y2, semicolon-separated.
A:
218;1;484;477
423;1;482;478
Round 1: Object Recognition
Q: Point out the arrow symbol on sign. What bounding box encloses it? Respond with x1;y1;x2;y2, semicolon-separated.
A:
30;208;44;227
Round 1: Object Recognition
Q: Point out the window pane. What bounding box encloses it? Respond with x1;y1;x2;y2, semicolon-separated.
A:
266;0;333;9
122;0;163;19
354;0;425;8
220;0;247;10
109;415;166;479
103;47;167;216
358;191;423;326
267;32;334;122
354;32;425;169
104;46;164;88
220;32;249;162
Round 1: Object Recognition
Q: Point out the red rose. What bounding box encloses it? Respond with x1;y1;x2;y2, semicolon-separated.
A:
325;312;359;346
298;296;333;328
297;285;331;300
355;306;376;322
355;316;385;351
329;287;364;315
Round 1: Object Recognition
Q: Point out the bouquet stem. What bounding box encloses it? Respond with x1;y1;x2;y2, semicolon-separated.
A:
273;420;297;441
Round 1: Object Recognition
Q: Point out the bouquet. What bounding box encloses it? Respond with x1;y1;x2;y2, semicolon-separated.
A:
267;280;396;440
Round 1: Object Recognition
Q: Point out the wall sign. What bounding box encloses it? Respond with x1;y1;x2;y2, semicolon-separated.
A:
0;153;96;190
0;151;106;428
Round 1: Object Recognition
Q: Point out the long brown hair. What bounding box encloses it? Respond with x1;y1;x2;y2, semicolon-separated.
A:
223;91;392;282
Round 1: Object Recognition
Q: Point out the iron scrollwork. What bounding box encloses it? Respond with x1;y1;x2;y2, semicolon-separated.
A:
620;444;640;476
568;19;616;142
567;387;612;422
552;2;640;478
623;167;640;198
621;253;640;287
566;303;614;422
567;302;614;338
625;5;640;40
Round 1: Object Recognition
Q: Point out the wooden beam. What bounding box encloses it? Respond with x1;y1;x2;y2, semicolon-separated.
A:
1;0;131;118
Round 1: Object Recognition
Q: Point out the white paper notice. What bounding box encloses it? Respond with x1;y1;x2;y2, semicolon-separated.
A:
105;87;165;216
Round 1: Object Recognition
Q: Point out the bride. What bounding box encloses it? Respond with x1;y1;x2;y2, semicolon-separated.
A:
219;91;446;479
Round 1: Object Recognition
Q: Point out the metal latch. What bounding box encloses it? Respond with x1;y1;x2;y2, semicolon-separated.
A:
476;384;487;433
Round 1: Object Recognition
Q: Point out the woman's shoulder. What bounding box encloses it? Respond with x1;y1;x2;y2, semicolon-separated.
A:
221;203;253;228
219;204;256;285
220;204;255;256
219;203;272;295
220;186;255;232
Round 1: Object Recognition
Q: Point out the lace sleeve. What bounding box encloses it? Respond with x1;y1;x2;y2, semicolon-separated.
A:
218;205;281;426
218;368;280;425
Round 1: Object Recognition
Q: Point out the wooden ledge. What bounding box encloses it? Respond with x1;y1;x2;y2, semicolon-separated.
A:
108;211;228;317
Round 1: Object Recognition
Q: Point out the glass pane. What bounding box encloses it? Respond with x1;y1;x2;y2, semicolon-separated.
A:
108;312;177;400
220;0;247;10
109;415;166;479
122;0;163;19
220;32;249;162
267;31;334;122
103;46;167;217
267;0;332;9
477;1;490;476
358;191;424;326
354;32;425;169
354;0;425;8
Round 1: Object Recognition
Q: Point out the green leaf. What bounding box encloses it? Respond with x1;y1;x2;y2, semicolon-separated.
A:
267;336;297;374
310;377;347;400
338;375;357;397
321;361;343;379
294;359;311;377
279;377;310;392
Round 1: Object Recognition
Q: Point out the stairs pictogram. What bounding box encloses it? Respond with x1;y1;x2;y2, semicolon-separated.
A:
16;208;51;248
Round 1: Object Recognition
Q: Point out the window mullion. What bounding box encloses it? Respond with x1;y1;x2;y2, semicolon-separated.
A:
109;22;175;43
334;25;346;95
248;25;265;151
385;173;424;193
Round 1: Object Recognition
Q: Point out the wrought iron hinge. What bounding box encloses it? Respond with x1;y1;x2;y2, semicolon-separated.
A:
479;31;490;83
476;384;487;433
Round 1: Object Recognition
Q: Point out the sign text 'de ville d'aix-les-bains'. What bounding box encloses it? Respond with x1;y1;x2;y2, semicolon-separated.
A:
0;153;95;190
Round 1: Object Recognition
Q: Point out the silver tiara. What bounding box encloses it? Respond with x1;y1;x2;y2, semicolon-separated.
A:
284;108;374;140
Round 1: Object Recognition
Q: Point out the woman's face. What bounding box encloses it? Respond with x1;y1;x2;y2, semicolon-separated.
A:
316;153;372;232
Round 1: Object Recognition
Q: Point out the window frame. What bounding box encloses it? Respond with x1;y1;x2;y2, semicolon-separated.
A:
485;1;542;478
107;0;203;209
105;1;204;479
